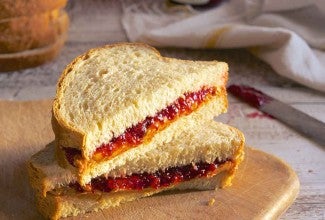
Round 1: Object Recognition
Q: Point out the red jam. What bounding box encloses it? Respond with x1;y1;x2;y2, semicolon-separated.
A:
63;86;216;165
227;85;272;108
246;111;273;119
64;147;81;166
70;158;228;193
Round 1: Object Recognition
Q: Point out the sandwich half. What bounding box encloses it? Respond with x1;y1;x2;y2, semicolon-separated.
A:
52;43;229;185
28;120;245;219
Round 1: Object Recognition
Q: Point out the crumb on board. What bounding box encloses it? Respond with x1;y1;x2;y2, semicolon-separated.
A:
208;198;215;206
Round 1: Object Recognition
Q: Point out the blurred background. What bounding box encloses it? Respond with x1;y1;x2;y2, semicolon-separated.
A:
2;0;322;100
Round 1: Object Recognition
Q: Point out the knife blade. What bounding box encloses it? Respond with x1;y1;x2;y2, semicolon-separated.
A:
228;84;325;147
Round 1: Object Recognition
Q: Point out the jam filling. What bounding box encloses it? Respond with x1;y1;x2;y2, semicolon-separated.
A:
63;86;217;166
70;158;229;193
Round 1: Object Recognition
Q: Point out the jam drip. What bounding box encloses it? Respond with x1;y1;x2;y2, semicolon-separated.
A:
64;147;81;166
63;86;216;165
70;158;228;193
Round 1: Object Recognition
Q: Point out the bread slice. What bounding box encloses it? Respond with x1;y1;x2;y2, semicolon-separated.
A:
35;171;231;220
52;43;229;164
0;0;67;20
28;121;245;219
0;9;69;53
0;34;66;72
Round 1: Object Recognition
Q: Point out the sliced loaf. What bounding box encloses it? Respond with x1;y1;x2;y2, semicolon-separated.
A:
0;0;67;20
0;34;66;72
0;9;69;53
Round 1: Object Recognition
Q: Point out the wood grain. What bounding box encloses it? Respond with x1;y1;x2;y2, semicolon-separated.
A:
0;100;299;219
0;100;53;220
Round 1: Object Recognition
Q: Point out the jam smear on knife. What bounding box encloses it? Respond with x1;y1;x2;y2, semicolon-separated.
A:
227;84;272;108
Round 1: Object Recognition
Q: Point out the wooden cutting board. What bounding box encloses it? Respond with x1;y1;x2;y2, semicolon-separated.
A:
0;100;299;220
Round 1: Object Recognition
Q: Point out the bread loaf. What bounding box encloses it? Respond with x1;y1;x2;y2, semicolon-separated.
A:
0;9;69;53
0;34;66;72
0;0;67;19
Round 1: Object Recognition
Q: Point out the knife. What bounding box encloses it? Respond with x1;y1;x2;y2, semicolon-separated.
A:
228;84;325;147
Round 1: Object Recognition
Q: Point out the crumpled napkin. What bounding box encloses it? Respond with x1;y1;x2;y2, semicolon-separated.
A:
121;0;325;92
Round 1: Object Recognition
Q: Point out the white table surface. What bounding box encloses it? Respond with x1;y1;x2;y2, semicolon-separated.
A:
0;0;324;219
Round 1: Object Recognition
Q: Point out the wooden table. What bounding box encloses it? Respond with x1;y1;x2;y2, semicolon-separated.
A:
0;1;324;219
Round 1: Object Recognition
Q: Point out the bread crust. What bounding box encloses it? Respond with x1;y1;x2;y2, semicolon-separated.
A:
0;34;66;72
0;9;69;53
0;0;67;20
52;43;229;160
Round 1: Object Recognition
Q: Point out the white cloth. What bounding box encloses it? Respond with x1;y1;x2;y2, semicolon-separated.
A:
121;0;325;92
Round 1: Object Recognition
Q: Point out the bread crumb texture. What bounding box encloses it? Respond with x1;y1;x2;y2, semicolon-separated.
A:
208;198;216;206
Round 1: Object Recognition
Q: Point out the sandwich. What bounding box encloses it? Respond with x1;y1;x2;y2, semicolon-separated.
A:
28;120;244;219
51;43;229;185
27;43;245;219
